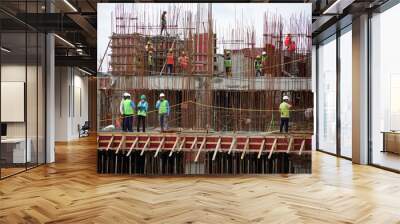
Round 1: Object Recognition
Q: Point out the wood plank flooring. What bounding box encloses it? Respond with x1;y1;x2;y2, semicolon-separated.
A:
0;136;400;223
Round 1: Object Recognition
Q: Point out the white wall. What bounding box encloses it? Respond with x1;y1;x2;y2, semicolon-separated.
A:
1;64;46;164
55;67;89;141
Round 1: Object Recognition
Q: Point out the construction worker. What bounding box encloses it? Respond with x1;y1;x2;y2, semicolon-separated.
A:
254;55;262;77
166;48;174;75
148;50;153;75
136;95;148;132
224;50;232;77
156;93;170;132
261;51;267;76
178;51;189;74
120;92;136;132
279;95;292;133
160;11;168;36
145;40;154;53
145;41;154;75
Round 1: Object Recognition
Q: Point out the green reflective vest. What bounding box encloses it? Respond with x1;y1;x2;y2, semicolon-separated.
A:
254;60;262;70
123;99;134;115
261;55;267;63
159;100;168;114
224;59;232;68
279;102;290;118
137;101;148;116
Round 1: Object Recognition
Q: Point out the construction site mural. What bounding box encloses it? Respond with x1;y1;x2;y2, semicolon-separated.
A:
97;3;313;175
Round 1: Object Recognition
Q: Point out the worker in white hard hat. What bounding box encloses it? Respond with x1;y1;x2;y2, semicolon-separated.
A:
120;92;136;132
279;95;292;133
155;93;170;132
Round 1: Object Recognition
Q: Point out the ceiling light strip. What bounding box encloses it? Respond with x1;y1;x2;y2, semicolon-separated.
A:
63;0;78;12
54;34;75;48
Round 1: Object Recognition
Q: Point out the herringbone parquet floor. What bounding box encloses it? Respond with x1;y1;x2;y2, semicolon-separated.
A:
1;136;400;224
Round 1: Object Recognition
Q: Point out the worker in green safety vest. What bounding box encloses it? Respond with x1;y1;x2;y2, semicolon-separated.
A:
261;51;267;76
224;50;232;77
136;95;148;132
155;93;170;132
254;55;262;77
120;92;136;132
279;95;292;133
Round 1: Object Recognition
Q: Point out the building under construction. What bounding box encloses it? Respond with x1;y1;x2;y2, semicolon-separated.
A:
97;3;313;174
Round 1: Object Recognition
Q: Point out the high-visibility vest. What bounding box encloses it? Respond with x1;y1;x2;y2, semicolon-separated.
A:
224;59;232;68
261;55;267;63
137;101;148;116
123;99;134;115
159;100;168;114
279;102;290;118
254;60;262;70
167;53;174;65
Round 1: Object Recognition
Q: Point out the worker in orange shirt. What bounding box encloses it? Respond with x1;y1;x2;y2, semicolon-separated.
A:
178;51;189;74
166;48;174;75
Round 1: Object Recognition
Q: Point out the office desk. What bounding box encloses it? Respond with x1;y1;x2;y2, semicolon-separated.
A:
382;131;400;154
1;138;31;164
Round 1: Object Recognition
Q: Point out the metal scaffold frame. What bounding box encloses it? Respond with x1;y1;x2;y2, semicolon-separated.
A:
97;3;313;133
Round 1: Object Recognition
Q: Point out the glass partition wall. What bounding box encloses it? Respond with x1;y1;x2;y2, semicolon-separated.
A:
316;26;352;159
370;3;400;171
0;2;46;179
317;35;337;155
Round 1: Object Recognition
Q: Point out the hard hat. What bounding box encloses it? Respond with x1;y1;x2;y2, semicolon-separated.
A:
256;55;261;59
160;93;165;97
147;41;151;44
181;51;185;55
140;95;146;100
123;92;131;97
169;48;173;52
262;51;266;55
283;95;289;100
